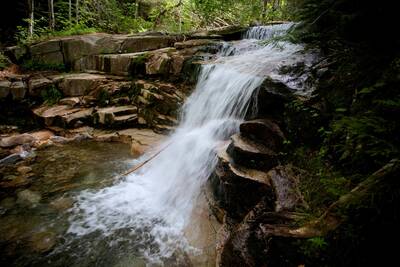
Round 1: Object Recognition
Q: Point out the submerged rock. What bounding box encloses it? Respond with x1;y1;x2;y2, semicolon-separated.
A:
17;189;42;206
29;231;57;253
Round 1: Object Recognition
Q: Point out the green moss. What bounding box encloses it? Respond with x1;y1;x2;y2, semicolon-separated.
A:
21;59;66;72
41;85;63;105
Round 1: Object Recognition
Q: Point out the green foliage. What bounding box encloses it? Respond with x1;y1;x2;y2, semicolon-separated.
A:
0;52;11;70
21;59;66;72
41;85;63;105
300;237;328;258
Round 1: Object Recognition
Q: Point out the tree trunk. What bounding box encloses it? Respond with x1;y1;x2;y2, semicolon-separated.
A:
261;0;269;20
76;0;79;24
48;0;55;30
28;0;34;37
69;0;72;22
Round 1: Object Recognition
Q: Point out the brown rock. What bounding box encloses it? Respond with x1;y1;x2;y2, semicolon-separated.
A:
29;231;56;253
59;73;106;96
17;166;32;175
0;133;36;148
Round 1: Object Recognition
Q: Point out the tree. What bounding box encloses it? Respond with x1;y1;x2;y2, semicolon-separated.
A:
28;0;34;37
76;0;79;24
69;0;72;22
48;0;55;30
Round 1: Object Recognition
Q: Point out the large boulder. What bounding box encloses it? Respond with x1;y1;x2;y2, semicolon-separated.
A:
30;39;64;65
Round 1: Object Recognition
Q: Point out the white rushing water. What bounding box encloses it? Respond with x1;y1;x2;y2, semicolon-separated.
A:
68;24;307;263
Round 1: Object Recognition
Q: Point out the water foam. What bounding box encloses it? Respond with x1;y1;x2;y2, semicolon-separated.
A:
67;23;306;263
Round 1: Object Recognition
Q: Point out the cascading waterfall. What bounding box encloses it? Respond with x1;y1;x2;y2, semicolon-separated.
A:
67;23;306;263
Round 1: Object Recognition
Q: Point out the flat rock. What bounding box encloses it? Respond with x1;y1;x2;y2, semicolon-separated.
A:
174;39;217;49
59;97;82;106
0;133;36;148
33;105;93;127
94;106;137;126
59;73;107;96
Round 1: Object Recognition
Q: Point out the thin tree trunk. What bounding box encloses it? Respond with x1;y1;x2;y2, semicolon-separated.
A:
261;0;269;20
48;0;55;30
69;0;72;22
76;0;79;24
28;0;34;37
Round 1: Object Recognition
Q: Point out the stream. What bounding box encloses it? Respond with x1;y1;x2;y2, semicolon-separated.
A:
0;23;311;266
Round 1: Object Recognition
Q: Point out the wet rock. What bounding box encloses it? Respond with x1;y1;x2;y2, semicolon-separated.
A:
59;73;106;96
210;143;274;219
49;197;73;210
29;231;56;253
239;119;284;151
17;189;42;206
0;153;22;165
17;166;32;175
269;165;308;212
227;134;278;171
0;133;36;148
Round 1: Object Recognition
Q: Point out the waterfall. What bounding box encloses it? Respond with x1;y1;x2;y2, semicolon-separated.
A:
67;24;306;263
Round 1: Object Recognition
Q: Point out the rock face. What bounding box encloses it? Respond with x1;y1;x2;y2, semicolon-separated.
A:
59;73;107;96
209;118;309;266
